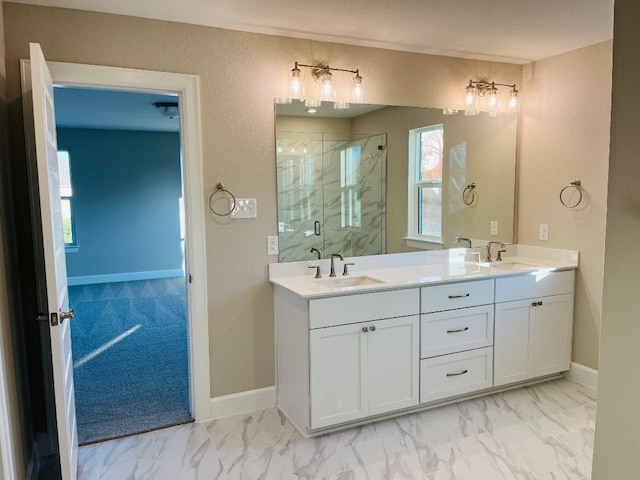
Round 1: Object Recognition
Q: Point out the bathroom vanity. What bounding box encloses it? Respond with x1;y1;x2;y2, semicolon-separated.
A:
269;245;578;436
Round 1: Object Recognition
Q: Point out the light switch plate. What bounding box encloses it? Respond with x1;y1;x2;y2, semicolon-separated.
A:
230;198;257;219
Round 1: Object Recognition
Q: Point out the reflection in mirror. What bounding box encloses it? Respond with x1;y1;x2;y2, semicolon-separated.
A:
275;101;517;262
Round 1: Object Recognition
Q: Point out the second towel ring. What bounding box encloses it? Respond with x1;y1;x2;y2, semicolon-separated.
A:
559;180;583;208
463;183;476;206
209;183;237;216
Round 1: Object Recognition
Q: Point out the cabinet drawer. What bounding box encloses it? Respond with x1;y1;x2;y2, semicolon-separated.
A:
421;305;494;358
420;347;493;403
495;270;575;303
309;288;419;329
421;279;494;313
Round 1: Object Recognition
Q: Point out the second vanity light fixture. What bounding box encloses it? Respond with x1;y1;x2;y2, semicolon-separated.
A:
463;80;520;116
283;61;364;110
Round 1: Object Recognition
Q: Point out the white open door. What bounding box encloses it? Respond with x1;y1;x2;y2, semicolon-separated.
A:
30;42;78;480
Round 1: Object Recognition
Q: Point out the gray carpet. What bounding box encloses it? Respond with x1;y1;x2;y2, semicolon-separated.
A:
69;277;192;445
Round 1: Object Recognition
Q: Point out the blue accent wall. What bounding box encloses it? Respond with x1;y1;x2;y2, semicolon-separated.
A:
57;128;183;278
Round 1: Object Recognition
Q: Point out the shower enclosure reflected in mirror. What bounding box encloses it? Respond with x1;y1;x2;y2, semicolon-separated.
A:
275;101;517;262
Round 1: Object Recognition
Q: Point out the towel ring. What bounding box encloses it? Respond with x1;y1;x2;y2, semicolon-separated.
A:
209;183;237;216
463;183;476;206
559;180;583;208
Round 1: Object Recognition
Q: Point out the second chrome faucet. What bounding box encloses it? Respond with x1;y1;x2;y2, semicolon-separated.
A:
330;253;344;277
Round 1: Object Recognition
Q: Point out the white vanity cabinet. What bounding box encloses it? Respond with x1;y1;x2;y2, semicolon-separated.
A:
274;286;420;433
419;279;495;403
494;270;575;387
310;314;419;428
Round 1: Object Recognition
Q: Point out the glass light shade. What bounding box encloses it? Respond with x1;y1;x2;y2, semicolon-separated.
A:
464;84;478;116
304;98;321;108
334;101;350;110
319;71;335;101
352;73;364;103
486;85;500;117
508;88;520;114
288;67;304;99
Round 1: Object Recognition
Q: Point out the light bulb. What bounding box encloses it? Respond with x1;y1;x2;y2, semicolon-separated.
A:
508;87;520;114
464;82;478;116
319;70;335;101
352;72;363;103
288;64;304;99
487;83;500;117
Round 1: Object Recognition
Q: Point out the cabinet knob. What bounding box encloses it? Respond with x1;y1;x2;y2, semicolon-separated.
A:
369;325;376;332
531;302;537;307
362;326;368;333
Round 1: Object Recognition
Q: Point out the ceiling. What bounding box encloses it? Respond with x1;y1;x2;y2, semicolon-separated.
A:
40;0;614;131
13;0;614;64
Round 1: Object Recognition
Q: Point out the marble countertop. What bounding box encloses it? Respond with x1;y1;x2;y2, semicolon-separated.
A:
269;245;579;299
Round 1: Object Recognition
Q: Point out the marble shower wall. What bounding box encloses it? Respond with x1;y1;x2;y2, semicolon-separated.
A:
276;132;386;262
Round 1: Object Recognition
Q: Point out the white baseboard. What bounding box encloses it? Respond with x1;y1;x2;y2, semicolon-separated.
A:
564;362;598;390
209;386;276;420
67;269;184;286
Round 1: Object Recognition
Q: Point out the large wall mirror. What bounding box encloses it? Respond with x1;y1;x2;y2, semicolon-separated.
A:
275;100;517;262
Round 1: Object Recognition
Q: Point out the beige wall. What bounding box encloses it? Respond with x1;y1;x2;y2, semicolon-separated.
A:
592;1;640;476
0;0;29;476
518;41;612;370
3;3;521;398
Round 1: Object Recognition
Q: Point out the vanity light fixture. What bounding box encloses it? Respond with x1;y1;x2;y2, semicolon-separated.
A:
282;62;364;109
153;101;179;119
463;80;520;116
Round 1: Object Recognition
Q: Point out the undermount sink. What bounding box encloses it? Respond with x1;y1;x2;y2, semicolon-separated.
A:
315;275;385;289
480;261;541;271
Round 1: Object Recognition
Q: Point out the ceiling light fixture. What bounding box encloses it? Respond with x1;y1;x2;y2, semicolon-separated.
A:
279;62;364;109
462;80;520;117
153;101;179;119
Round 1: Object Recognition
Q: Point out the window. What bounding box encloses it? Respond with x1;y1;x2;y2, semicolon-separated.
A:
407;124;443;244
57;151;76;247
340;145;361;229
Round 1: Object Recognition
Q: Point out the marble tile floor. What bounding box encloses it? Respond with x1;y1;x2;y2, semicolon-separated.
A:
77;377;596;480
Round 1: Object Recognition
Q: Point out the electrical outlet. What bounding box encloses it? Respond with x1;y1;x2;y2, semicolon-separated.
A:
267;235;279;255
539;224;549;241
490;221;498;236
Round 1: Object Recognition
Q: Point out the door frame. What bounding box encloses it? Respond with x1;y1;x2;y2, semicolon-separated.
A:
27;61;211;423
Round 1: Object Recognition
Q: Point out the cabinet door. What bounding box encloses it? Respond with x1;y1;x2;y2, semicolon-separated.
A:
494;299;535;386
532;293;574;376
310;323;368;429
368;315;420;416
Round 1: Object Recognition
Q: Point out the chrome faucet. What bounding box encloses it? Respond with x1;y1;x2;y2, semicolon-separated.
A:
330;253;344;277
455;237;472;248
310;247;322;259
485;241;505;262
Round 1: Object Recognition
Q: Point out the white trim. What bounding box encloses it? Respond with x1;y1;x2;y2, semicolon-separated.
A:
45;61;212;422
404;236;444;250
209;387;276;419
564;362;598;390
67;269;184;286
0;328;17;480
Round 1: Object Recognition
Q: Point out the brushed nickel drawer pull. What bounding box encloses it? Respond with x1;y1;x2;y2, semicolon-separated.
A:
446;369;468;377
448;293;470;299
446;327;469;334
